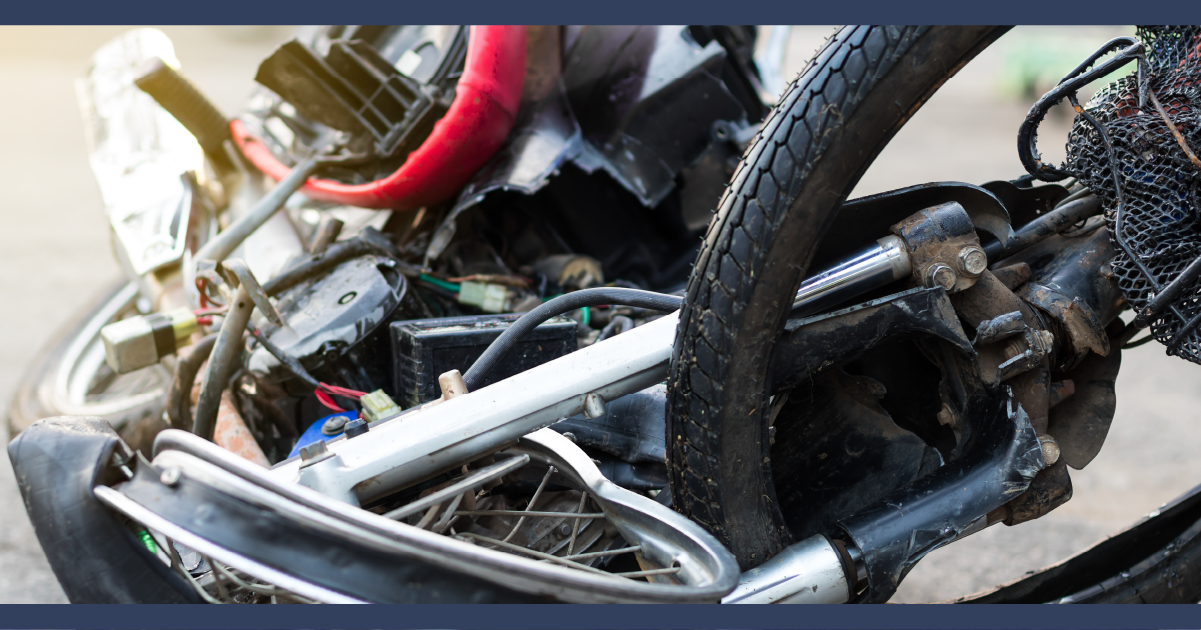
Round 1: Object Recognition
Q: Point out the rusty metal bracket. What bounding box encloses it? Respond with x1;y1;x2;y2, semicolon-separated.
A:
1046;345;1121;470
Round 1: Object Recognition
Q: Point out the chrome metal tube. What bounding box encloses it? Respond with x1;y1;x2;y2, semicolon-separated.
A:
721;534;851;604
792;235;911;316
269;312;679;504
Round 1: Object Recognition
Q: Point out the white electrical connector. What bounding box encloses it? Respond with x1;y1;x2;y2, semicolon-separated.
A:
361;389;402;423
458;281;509;313
101;308;198;374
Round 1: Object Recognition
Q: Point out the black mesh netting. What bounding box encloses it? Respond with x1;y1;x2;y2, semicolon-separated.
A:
1065;26;1201;362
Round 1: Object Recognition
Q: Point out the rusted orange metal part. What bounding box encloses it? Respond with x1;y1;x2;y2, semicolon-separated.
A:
215;391;269;467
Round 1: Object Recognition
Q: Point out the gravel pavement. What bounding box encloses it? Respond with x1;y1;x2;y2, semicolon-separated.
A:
2;25;1197;605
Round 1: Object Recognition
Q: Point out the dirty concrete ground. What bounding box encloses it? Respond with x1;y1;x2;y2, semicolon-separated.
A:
1;25;1194;605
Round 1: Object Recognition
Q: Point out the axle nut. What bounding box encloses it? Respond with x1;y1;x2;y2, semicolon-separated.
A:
958;246;988;277
924;264;957;290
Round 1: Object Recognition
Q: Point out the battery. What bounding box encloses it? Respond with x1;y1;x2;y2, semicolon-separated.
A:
390;314;578;408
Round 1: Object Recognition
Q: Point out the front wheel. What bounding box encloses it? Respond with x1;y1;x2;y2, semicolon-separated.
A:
666;25;1006;581
6;280;170;444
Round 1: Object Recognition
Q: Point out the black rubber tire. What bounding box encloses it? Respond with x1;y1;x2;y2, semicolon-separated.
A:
666;25;1009;570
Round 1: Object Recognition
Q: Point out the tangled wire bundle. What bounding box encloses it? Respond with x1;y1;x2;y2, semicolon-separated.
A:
1066;26;1201;361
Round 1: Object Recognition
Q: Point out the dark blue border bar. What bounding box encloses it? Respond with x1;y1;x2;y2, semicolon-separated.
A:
1;604;1200;629
6;0;1201;26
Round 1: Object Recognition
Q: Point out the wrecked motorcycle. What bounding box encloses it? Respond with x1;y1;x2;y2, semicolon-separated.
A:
10;24;1201;604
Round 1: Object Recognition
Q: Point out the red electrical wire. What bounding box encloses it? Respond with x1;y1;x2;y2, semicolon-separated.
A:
196;277;210;309
320;383;367;398
195;277;226;310
314;389;345;413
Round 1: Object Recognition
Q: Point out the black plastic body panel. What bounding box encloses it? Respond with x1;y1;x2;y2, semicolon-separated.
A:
7;417;197;603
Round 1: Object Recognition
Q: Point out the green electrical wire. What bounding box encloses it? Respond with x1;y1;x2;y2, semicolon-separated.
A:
136;529;158;554
419;273;460;293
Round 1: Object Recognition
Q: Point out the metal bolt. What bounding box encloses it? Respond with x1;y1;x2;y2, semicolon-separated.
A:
924;264;957;290
1038;434;1060;466
1032;329;1055;354
958;246;988;277
1003;337;1028;361
299;441;328;462
160;467;181;487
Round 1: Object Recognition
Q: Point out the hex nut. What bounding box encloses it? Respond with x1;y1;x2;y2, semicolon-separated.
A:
924;264;957;290
958;246;988;277
1038;434;1060;466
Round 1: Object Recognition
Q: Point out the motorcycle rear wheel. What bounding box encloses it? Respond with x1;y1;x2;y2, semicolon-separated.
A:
665;25;1008;571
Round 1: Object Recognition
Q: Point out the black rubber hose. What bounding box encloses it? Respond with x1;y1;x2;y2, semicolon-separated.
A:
983;194;1102;261
262;239;373;297
247;326;320;391
462;288;684;391
597;315;635;342
165;334;218;432
261;228;421;298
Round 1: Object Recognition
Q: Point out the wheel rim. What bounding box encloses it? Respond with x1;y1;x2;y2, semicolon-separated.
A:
43;282;169;425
